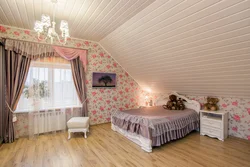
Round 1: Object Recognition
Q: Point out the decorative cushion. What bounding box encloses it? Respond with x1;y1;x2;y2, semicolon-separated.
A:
67;117;89;129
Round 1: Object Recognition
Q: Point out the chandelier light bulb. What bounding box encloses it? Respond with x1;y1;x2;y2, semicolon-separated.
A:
34;21;43;33
41;14;51;28
60;20;69;31
33;0;70;45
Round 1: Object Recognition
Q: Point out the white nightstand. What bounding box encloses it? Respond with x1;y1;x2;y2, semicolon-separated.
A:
200;110;229;141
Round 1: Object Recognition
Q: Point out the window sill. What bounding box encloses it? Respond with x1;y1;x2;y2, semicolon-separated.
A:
15;106;82;114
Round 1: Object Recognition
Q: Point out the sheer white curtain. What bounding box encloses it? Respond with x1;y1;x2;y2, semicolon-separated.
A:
16;57;81;139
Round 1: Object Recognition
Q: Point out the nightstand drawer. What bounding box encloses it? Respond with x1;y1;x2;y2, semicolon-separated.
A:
201;118;222;129
201;126;221;138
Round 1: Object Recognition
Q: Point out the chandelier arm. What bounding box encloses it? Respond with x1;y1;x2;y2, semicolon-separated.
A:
56;33;67;45
37;32;44;41
59;40;67;45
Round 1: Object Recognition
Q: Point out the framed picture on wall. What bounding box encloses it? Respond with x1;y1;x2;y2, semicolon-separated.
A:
92;72;116;88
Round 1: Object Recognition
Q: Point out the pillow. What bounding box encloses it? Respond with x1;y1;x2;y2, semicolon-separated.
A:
155;99;168;106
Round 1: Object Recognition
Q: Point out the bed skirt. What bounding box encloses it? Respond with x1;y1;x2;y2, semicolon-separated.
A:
151;121;199;146
112;112;199;147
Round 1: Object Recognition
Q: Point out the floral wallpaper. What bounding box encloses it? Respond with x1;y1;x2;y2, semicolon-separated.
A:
0;24;149;137
14;113;29;138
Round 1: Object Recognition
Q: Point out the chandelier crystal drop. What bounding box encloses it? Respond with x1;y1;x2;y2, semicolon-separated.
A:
34;0;70;45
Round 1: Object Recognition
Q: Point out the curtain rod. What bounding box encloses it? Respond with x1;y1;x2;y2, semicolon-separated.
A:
1;37;91;52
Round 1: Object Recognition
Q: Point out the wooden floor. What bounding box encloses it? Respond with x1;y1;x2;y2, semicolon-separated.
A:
0;123;250;167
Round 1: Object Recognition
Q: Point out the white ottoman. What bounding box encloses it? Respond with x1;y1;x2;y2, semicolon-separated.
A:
67;117;90;139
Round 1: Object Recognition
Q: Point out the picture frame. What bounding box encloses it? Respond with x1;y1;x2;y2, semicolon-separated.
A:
92;72;116;88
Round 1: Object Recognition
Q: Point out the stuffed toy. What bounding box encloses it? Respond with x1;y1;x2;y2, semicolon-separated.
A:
169;95;177;101
203;97;219;111
163;101;174;110
177;98;185;110
163;95;185;110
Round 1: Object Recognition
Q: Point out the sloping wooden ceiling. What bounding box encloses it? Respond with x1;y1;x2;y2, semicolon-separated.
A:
0;0;250;97
0;0;155;41
100;0;250;97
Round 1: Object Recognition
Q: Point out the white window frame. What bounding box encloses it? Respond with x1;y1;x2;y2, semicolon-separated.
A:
16;62;81;113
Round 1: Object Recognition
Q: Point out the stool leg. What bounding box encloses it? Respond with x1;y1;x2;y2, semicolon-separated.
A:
68;130;71;140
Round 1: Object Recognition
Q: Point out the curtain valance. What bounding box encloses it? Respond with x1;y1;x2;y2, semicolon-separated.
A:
53;46;87;72
4;39;87;71
4;39;55;58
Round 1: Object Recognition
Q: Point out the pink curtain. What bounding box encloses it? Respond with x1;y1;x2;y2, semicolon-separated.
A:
53;46;87;72
53;46;88;116
70;58;88;116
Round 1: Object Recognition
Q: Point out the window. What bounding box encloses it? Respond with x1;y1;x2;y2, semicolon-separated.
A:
17;60;80;111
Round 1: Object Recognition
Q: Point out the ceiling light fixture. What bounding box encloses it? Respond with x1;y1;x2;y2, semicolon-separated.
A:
34;0;70;45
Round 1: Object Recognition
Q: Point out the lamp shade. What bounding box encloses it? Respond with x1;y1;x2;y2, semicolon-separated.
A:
64;30;70;37
34;21;43;32
41;14;51;27
60;20;69;31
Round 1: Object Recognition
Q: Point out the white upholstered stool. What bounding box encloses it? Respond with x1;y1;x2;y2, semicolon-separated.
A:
67;117;90;140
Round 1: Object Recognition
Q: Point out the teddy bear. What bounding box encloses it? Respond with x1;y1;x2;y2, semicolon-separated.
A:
169;94;177;101
163;95;185;110
176;98;185;110
163;101;173;110
168;100;177;110
203;97;219;111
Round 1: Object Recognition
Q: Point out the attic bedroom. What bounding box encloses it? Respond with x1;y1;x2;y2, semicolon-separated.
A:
0;0;249;166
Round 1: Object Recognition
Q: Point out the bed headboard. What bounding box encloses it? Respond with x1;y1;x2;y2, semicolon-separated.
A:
157;92;201;113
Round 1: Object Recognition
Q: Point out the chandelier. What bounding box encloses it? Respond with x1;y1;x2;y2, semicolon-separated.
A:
34;0;70;45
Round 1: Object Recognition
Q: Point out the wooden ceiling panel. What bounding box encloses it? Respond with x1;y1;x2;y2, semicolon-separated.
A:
1;0;249;97
100;0;250;97
0;0;155;41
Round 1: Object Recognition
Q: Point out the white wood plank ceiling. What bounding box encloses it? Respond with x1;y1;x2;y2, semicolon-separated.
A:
100;0;250;97
0;0;155;41
0;0;250;97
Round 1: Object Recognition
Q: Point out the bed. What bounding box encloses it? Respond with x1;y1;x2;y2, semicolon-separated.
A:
111;92;201;152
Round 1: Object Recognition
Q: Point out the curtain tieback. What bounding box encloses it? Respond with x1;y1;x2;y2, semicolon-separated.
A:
82;98;88;105
5;101;17;122
5;101;14;113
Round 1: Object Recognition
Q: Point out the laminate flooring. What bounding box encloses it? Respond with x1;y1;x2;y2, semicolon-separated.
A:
1;123;250;167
